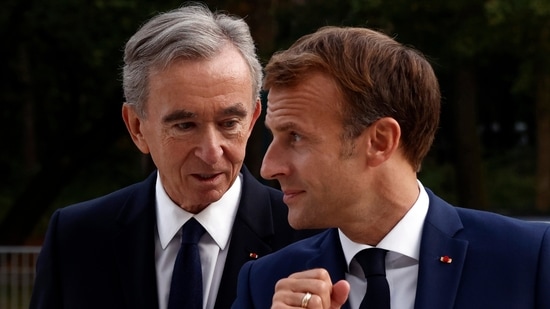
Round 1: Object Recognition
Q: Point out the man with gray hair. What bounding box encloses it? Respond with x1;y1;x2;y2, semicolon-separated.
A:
30;3;317;309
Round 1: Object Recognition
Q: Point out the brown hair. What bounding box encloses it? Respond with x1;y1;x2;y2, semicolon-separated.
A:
263;26;440;171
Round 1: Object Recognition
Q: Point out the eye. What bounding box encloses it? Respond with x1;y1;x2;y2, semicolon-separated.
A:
290;132;302;142
176;122;195;130
221;119;239;129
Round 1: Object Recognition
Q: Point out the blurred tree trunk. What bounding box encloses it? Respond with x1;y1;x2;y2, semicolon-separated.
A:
536;74;550;212
535;22;550;213
20;44;38;175
453;66;490;210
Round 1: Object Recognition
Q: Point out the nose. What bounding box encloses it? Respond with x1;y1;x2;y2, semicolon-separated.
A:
260;142;287;180
195;126;224;165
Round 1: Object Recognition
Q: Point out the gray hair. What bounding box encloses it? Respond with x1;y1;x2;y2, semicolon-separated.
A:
122;3;263;117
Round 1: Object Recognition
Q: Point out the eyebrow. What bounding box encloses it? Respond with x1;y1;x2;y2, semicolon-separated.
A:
265;120;298;133
223;103;248;118
162;110;195;123
162;103;249;123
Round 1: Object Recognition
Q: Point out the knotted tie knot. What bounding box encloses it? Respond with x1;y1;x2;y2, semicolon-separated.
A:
181;217;205;244
354;248;390;309
355;247;388;277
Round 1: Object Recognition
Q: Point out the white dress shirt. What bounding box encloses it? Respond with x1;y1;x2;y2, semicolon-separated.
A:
339;180;429;309
154;172;242;309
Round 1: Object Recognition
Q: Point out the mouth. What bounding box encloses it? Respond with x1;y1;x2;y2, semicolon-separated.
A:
192;172;223;182
282;189;304;204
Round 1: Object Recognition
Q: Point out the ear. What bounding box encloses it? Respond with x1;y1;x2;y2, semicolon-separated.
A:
122;103;150;154
248;99;262;132
364;117;401;167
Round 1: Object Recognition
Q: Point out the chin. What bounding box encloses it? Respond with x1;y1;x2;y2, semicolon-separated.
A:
288;216;310;230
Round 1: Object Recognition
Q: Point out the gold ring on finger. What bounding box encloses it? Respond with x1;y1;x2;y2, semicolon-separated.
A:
301;292;312;308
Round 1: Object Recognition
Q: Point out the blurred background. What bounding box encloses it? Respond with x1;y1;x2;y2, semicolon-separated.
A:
1;0;549;247
1;1;549;305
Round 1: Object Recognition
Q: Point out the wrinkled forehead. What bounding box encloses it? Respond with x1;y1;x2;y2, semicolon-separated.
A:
266;73;344;119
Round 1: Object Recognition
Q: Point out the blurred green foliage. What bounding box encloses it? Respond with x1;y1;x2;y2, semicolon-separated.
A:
1;0;549;244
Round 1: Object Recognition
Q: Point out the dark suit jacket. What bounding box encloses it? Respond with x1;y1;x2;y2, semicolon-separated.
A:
232;189;550;309
30;166;317;309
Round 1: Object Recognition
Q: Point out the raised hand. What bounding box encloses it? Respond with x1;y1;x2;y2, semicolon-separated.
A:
271;268;350;309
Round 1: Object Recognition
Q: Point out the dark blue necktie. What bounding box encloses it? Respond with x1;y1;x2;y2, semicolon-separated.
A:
355;248;390;309
167;218;206;309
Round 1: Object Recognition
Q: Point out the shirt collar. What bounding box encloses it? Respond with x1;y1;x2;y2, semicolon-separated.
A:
155;171;242;250
340;180;429;268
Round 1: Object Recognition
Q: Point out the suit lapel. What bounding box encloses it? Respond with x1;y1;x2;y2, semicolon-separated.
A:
415;190;468;309
215;216;277;309
306;229;352;309
114;172;159;309
306;229;348;281
214;167;279;309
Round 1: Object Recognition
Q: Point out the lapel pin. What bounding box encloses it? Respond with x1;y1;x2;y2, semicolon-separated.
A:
439;255;453;264
249;252;259;259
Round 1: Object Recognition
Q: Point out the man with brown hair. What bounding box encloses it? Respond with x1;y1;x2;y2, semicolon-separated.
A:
232;26;550;309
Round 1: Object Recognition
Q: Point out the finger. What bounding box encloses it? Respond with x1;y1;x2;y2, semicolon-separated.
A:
274;276;331;296
330;280;350;309
287;268;332;281
273;270;335;308
271;289;300;308
272;290;320;308
275;269;332;295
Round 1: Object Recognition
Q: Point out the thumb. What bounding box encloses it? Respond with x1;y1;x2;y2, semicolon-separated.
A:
330;280;350;309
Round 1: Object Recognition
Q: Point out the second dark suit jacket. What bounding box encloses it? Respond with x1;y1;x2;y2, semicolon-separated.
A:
232;189;550;309
30;166;317;309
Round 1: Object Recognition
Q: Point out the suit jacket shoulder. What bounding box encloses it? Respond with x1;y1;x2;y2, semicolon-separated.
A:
30;172;159;309
416;189;550;308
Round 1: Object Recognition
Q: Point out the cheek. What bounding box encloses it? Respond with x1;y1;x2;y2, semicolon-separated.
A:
141;119;169;141
304;156;350;193
149;140;185;168
224;134;250;161
300;151;333;172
